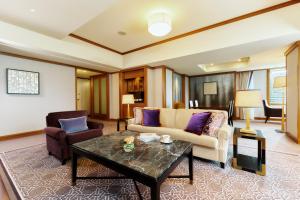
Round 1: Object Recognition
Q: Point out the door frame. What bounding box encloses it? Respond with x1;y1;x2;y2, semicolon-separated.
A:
75;67;109;119
90;73;110;119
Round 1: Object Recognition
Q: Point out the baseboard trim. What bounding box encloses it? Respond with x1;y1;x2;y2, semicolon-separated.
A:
254;117;284;122
286;131;298;143
0;130;44;141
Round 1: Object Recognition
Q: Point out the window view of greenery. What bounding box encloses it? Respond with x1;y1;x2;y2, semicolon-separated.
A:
269;68;286;105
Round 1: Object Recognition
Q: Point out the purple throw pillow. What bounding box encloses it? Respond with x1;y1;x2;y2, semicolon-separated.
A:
142;109;160;127
58;116;88;133
185;112;211;135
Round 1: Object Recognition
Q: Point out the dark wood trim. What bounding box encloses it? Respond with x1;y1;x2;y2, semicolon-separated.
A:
120;65;151;72
0;51;106;74
0;130;44;141
285;41;300;56
190;71;235;78
90;77;94;118
254;117;284;122
76;77;90;80
69;34;123;54
121;0;300;54
286;131;298;143
106;74;110;119
69;1;300;55
144;67;148;106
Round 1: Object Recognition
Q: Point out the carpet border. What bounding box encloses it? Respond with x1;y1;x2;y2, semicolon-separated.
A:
0;156;21;200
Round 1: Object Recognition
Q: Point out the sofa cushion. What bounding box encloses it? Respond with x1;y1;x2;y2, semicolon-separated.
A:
202;112;226;138
142;109;160;127
185;112;211;135
58;116;88;133
159;108;176;128
128;124;218;149
133;107;143;125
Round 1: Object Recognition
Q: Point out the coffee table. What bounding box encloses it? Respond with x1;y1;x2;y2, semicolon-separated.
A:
71;131;193;200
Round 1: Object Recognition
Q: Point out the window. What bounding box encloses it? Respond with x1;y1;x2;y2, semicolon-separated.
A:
268;68;286;105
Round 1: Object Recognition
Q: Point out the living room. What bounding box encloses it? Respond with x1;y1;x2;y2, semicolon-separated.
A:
1;0;300;199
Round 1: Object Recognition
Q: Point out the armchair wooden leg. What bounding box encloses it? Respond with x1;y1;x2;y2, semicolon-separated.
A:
61;159;66;165
220;162;225;169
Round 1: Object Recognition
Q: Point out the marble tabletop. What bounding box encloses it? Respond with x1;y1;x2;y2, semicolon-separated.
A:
73;131;192;179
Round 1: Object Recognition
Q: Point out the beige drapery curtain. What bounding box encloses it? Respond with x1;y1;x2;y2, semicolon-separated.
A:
235;71;253;119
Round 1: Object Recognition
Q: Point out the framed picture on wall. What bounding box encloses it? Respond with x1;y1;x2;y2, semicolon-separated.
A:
204;81;218;95
6;68;40;95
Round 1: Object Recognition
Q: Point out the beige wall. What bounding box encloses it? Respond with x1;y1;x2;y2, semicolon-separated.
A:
185;76;189;108
166;69;173;108
109;73;120;119
286;47;299;141
147;68;163;107
0;54;75;135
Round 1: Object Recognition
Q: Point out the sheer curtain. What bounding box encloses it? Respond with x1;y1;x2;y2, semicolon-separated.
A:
235;71;253;119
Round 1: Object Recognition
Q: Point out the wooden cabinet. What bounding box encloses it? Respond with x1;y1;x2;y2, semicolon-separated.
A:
119;67;148;118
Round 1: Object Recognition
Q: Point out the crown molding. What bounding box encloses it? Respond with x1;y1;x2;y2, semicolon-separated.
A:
69;33;123;54
70;0;300;55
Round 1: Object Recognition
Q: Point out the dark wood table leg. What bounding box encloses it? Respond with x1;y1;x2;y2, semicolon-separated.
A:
258;140;262;161
125;119;128;130
71;151;78;186
117;119;120;131
188;149;193;184
151;183;160;200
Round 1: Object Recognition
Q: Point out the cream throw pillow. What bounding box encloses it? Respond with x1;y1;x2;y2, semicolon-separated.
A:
133;107;143;124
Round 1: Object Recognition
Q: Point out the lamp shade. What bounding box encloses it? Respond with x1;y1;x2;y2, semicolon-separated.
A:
122;94;134;104
235;90;262;108
273;76;286;88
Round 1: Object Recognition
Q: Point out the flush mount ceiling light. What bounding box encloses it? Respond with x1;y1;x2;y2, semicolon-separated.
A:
148;11;172;37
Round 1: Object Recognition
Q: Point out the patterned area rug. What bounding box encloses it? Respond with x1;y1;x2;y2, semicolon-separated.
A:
1;144;300;200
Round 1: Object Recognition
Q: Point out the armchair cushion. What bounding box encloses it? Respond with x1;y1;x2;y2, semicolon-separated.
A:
58;116;88;133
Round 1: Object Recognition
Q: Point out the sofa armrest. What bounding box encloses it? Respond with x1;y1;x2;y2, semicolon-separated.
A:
127;118;135;125
217;124;232;141
87;121;104;130
44;127;65;140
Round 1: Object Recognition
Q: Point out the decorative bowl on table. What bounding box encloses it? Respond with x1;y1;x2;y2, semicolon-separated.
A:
123;136;135;152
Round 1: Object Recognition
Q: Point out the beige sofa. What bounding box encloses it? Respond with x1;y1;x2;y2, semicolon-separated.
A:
128;108;232;168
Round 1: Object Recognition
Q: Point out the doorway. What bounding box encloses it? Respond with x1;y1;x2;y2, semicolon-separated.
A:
76;68;109;119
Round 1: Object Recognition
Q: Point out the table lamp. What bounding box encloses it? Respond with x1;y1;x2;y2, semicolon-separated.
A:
122;94;134;118
235;90;263;134
273;76;286;132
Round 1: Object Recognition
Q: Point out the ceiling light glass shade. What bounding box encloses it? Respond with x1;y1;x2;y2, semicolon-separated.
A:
148;12;172;37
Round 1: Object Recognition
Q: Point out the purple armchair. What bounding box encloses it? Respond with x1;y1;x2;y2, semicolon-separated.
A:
44;111;103;164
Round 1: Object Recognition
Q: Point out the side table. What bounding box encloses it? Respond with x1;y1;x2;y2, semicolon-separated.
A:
117;118;132;131
232;128;266;176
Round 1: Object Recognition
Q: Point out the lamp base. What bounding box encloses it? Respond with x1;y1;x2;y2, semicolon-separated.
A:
240;128;257;135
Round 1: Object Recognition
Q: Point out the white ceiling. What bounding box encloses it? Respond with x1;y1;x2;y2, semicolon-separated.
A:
73;0;286;52
0;0;299;75
0;0;119;38
149;33;300;75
